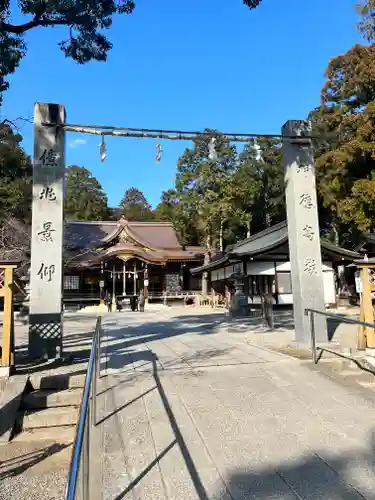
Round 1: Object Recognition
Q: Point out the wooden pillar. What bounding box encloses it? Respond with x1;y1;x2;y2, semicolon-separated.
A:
112;263;116;306
123;261;126;296
0;263;17;374
100;261;104;305
144;265;149;303
360;265;375;347
133;262;137;295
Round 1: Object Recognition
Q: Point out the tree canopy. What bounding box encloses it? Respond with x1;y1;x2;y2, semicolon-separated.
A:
120;187;155;221
65;165;109;220
154;132;285;249
311;41;375;245
0;123;32;222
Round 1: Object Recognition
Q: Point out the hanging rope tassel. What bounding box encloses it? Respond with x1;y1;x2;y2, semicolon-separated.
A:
254;138;262;162
208;137;218;161
156;137;162;163
100;134;107;162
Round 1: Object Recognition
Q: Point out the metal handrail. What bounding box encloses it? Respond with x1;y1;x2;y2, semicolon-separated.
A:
65;316;102;500
305;308;375;364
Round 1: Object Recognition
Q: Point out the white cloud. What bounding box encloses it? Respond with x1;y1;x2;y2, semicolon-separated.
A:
69;138;86;149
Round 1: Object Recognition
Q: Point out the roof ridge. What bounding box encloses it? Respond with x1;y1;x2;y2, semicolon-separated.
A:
128;221;173;226
66;220;119;225
234;220;287;248
66;220;173;226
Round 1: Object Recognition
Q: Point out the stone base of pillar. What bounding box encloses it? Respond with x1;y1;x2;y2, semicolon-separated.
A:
28;313;62;360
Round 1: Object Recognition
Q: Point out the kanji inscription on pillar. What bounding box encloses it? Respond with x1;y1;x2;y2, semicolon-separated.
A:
29;103;66;359
282;120;327;344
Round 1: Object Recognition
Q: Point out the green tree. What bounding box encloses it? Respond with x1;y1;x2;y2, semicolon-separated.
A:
0;0;135;101
312;44;375;245
175;130;238;249
237;137;285;235
0;123;32;222
339;170;375;231
65;165;109;220
120;187;155;221
154;190;177;222
357;0;375;40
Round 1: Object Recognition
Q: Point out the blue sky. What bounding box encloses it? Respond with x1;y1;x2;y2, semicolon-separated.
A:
2;0;363;208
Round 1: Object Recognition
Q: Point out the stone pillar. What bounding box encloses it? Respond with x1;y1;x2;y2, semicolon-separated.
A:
29;103;65;359
144;265;149;303
282;120;327;344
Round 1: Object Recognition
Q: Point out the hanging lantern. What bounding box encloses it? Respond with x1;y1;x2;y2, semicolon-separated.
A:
208;137;217;161
100;134;107;163
156;137;162;163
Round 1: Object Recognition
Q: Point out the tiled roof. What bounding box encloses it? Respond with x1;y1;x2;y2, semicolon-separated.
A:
65;219;183;250
126;222;182;249
231;221;288;257
65;221;122;250
65;218;206;263
191;221;361;274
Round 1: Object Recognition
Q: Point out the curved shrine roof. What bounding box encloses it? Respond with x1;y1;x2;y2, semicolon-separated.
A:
65;218;205;265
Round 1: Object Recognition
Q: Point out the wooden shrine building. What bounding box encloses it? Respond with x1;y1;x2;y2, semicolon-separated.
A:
191;221;361;307
64;218;205;304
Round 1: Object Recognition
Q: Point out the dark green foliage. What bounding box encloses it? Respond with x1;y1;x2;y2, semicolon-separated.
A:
65;165;109;220
0;123;32;222
120;187;155;221
155;130;285;250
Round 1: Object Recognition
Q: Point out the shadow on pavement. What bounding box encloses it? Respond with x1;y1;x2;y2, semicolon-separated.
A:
213;440;375;499
0;443;70;480
111;351;375;500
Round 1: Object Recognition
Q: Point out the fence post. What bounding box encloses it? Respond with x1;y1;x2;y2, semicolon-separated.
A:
0;263;17;375
309;311;317;364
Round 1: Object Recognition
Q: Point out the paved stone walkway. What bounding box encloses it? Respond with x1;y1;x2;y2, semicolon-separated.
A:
97;309;375;500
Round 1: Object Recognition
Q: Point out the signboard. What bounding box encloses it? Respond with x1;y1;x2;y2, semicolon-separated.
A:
144;279;149;287
355;271;362;294
99;280;105;288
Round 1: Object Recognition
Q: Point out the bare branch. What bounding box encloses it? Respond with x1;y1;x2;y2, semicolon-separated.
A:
1;17;71;35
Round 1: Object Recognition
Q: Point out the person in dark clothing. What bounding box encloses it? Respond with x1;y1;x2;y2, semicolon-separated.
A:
106;292;112;313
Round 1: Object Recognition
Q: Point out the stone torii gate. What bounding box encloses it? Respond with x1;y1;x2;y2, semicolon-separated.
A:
28;104;328;359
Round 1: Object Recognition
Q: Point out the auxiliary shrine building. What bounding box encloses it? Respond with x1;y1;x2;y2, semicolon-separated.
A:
63;218;205;304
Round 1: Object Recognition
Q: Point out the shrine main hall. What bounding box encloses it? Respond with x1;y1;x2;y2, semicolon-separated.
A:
63;218;205;303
